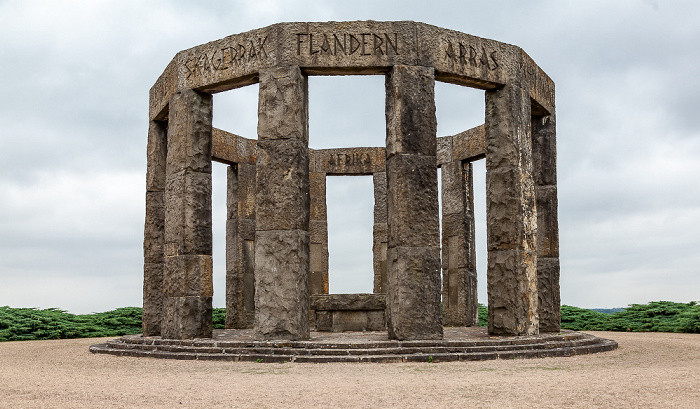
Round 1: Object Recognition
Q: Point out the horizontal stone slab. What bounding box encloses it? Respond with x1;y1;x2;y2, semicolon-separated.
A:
310;147;385;174
311;293;387;311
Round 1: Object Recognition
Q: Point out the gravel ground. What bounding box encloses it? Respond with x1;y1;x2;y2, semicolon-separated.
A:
1;331;699;408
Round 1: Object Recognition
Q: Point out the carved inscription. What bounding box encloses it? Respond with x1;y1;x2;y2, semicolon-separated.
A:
328;152;372;167
443;39;498;71
296;33;399;57
184;36;269;78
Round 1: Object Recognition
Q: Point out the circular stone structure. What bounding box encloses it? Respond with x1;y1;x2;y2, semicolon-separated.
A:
90;328;617;363
104;19;619;362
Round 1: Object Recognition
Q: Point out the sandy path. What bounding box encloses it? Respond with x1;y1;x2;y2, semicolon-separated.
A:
1;331;699;408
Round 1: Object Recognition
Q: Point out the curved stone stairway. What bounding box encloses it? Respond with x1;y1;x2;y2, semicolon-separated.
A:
90;327;617;363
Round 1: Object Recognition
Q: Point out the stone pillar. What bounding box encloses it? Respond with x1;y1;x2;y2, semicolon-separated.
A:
162;89;213;339
309;171;329;295
532;114;560;332
485;83;539;336
441;161;479;326
143;120;167;336
385;65;442;340
226;163;256;329
254;66;310;340
372;171;388;294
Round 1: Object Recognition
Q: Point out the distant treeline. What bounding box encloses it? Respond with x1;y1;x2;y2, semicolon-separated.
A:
1;301;698;342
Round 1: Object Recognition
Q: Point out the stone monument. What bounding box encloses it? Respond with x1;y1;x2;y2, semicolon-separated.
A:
142;21;560;342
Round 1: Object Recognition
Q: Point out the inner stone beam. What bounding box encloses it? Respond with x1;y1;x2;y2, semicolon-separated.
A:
385;65;442;340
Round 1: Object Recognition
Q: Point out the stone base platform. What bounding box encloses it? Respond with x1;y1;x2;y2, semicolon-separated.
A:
89;327;617;363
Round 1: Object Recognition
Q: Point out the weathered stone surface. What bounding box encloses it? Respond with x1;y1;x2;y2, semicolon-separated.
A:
373;172;387;224
386;246;442;340
143;191;165;264
452;125;486;162
372;240;388;294
149;56;177;121
309;220;328;244
436;135;452;165
538;257;561;332
212;129;257;165
164;169;212;256
314;310;332;331
295;21;418;74
487;249;538;335
418;22;519;89
166;89;213;176
308;270;328;295
309;243;329;272
385;65;437;158
146;120;168;191
311;294;386;311
536;185;559;258
163;255;213;297
238;218;256;241
142;262;163;336
386;154;440;248
257;66;308;143
309;171;327;220
440;161;465;215
531;115;557;186
312;147;385;174
255;138;310;231
237;163;256;219
161;296;213;339
254;229;310;340
225;218;239;329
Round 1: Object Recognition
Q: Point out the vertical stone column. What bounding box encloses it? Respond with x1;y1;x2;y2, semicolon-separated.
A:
309;171;329;295
254;66;310;340
372;172;388;294
226;163;257;328
162;89;213;339
532;114;560;332
143;120;167;336
441;161;478;326
385;65;442;340
224;165;238;328
485;83;539;336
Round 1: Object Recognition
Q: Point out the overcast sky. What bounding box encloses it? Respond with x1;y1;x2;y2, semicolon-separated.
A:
1;0;698;314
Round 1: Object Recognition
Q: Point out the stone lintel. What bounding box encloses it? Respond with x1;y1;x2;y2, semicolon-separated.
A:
311;147;385;175
311;293;386;311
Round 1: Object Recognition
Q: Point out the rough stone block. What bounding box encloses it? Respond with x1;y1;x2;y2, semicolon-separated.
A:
161;296;213;339
309;243;329;272
373;222;388;243
142;262;163;336
538;257;561;332
164;169;212;256
536;185;559;258
487;249;538;336
225;217;238;276
440;161;465;215
314;310;332;331
311;293;386;311
332;311;365;332
309;172;327;220
485;84;532;171
314;147;385;175
255;138;310;231
385;65;437;158
163;254;213;297
309;270;328;295
366;310;386;331
386;154;439;248
238;218;256;240
146;120;167;191
436;135;453;165
386;246;442;340
373;172;387;224
485;166;536;252
309;220;328;244
226;165;238;220
143;191;165;264
257;66;308;143
531;114;557;186
166;89;213;175
237;163;256;219
254;229;310;340
373;240;387;294
452;125;486;162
